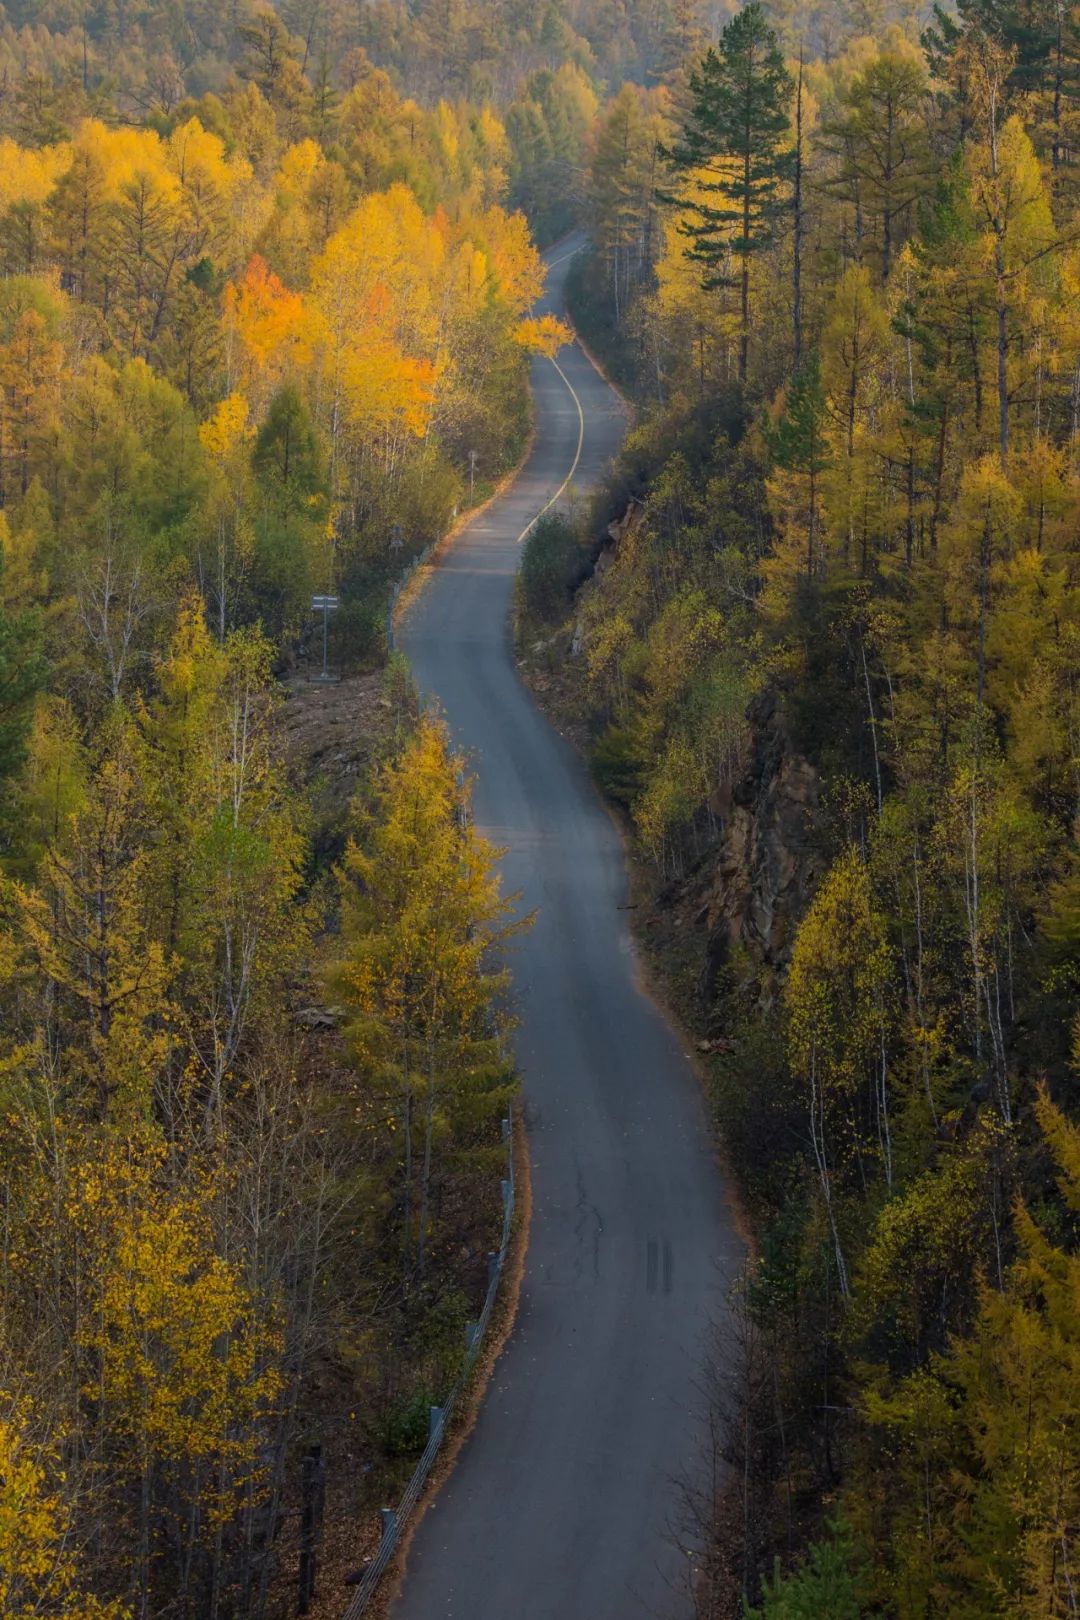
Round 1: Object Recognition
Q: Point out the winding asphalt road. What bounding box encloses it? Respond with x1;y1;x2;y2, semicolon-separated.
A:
394;239;741;1620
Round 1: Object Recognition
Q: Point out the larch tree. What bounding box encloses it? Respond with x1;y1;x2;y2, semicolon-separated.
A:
786;848;894;1296
331;715;523;1276
589;84;669;322
817;40;934;281
873;1089;1080;1615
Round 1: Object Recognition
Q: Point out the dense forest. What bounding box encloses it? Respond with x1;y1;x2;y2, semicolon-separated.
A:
4;0;1080;1614
522;0;1080;1612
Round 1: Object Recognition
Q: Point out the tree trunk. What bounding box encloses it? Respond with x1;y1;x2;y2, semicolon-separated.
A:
996;251;1009;464
793;52;804;366
929;393;949;551
740;82;752;384
417;1041;436;1275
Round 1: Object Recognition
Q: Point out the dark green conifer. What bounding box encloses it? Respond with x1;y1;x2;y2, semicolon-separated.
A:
662;2;793;383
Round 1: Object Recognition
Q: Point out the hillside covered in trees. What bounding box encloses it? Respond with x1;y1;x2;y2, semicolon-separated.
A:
524;0;1080;1612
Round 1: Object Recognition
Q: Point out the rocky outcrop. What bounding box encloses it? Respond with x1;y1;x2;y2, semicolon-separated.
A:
707;688;821;975
652;687;822;1018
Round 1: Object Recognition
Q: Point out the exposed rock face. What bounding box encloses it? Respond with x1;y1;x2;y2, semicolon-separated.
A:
708;688;821;976
654;688;822;1017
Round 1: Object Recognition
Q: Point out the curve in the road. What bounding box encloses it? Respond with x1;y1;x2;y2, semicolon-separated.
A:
394;238;743;1620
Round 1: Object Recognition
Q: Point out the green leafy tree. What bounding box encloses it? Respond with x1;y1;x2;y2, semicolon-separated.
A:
250;384;328;637
519;511;585;623
252;384;325;516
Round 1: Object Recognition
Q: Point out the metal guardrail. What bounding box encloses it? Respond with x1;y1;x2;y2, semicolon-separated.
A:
340;1108;516;1618
385;537;437;654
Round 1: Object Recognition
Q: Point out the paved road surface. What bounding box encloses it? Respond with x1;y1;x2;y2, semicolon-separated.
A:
394;238;742;1620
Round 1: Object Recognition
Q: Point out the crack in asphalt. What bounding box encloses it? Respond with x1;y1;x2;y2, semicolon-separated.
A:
574;1160;604;1283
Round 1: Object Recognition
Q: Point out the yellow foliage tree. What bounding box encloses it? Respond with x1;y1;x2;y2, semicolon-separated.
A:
74;1143;281;1608
8;704;175;1122
332;715;522;1274
787;847;893;1294
515;314;574;358
0;1399;127;1619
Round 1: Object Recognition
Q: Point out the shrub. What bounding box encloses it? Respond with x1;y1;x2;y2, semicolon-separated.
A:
519;512;585;624
745;1519;864;1618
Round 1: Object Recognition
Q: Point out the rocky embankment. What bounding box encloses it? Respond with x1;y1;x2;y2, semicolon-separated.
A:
676;687;822;1007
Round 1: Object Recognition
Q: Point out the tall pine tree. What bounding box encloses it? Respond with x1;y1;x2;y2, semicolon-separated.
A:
663;2;792;383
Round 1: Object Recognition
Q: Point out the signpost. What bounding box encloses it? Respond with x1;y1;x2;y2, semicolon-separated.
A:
310;594;340;683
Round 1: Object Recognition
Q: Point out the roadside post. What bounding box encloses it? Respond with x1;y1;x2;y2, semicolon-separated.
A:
310;594;340;683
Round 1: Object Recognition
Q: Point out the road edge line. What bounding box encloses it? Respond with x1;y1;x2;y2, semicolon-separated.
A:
514;353;585;547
